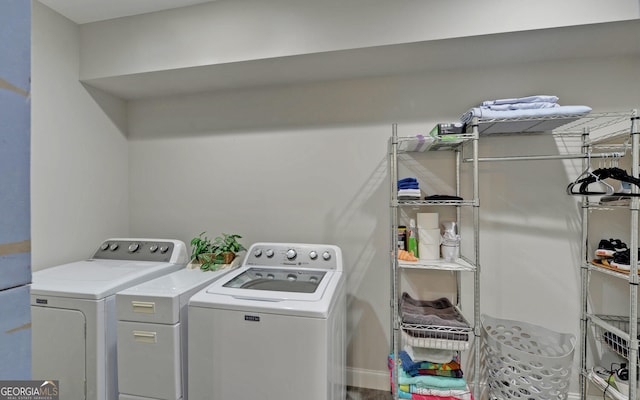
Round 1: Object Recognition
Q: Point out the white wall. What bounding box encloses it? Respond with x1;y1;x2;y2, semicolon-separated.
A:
31;1;130;270
127;55;640;389
30;0;640;392
78;0;639;80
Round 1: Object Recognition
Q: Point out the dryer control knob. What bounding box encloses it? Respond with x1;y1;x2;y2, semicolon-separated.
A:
109;243;119;251
253;249;263;257
286;249;297;260
159;246;169;253
309;251;318;260
128;243;140;253
322;251;331;261
265;249;274;258
149;245;158;253
100;243;109;251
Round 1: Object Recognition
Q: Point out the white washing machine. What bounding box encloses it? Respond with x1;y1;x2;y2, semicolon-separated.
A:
115;266;238;400
188;242;346;400
31;238;188;400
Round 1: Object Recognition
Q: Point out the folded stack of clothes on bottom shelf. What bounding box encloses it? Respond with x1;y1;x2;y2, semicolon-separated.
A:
388;347;473;400
398;178;421;200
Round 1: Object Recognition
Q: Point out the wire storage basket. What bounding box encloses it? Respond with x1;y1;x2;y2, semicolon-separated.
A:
593;314;639;362
481;314;576;400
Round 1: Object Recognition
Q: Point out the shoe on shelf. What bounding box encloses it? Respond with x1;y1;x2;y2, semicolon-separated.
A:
595;238;628;258
610;248;640;271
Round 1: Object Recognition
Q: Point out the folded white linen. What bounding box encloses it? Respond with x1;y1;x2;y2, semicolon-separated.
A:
460;105;592;124
487;101;559;111
403;345;454;364
481;95;558;106
398;189;421;196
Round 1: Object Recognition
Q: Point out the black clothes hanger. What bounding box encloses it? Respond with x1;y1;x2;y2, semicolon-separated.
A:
567;160;615;195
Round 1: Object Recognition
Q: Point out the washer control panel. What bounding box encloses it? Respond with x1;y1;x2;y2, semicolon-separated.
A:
93;239;187;264
245;243;341;270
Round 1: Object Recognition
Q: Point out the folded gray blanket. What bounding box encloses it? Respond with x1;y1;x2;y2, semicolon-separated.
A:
400;293;468;328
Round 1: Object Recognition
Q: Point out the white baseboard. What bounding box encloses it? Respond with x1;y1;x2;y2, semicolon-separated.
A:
347;367;390;391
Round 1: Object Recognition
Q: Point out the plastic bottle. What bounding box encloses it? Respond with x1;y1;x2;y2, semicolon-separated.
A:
408;219;418;257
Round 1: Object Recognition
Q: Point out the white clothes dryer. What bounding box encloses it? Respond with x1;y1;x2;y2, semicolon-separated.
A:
116;266;239;400
188;242;346;400
31;239;188;400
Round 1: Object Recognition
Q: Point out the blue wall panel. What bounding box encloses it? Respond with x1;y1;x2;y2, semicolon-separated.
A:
0;0;31;290
0;0;31;380
0;285;31;379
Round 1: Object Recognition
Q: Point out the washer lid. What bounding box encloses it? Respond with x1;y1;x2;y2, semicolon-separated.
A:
31;259;183;300
205;266;335;302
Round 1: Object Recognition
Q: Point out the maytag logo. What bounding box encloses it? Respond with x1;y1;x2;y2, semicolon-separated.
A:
244;315;260;322
0;380;59;400
35;298;47;305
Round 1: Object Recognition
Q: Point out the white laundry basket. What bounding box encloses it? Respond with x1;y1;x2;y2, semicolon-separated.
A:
482;314;576;400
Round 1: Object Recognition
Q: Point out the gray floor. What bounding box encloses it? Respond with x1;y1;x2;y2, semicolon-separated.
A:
346;386;392;400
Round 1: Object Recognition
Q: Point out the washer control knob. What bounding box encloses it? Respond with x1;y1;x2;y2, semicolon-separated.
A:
322;251;331;261
100;243;109;251
309;251;318;260
128;243;140;253
265;249;274;258
109;243;119;251
286;249;297;260
149;244;158;253
253;248;263;257
159;246;169;254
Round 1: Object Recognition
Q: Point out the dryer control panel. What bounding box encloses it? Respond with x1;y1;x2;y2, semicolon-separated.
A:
92;239;188;264
245;242;342;271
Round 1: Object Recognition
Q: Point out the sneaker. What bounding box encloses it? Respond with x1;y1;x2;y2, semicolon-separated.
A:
595;238;628;258
611;248;640;271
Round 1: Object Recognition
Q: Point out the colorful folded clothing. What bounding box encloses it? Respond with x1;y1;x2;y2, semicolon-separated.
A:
398;351;462;378
388;354;468;389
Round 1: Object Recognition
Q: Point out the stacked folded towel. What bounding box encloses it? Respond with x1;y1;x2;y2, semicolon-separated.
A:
398;178;421;200
460;95;591;124
388;352;473;400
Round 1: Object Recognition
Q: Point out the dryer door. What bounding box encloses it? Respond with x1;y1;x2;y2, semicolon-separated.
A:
32;307;86;399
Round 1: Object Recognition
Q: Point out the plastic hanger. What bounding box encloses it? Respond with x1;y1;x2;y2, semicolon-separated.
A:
567;152;616;195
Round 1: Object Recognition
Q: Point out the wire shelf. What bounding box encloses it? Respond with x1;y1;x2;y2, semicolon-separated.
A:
400;325;471;351
393;134;475;153
585;368;628;400
394;199;476;207
477;114;585;135
398;257;476;272
592;314;639;363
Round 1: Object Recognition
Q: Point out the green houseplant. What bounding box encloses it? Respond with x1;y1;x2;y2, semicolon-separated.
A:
189;232;246;271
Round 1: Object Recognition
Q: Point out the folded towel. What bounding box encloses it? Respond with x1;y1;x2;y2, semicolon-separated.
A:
398;189;421;196
399;385;473;400
399;178;418;184
481;95;558;106
487;101;559;111
460;105;592;125
404;345;455;364
389;355;468;389
400;293;468;328
399;183;420;190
